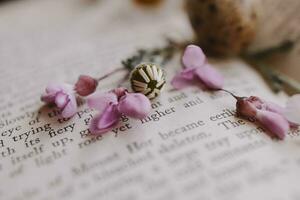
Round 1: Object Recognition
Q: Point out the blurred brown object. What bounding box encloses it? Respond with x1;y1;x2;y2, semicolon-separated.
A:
133;0;164;7
186;0;259;56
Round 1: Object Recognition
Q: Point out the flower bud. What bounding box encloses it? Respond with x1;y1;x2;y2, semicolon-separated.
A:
75;75;98;96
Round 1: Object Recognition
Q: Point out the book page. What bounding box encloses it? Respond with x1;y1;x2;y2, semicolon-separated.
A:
1;1;300;200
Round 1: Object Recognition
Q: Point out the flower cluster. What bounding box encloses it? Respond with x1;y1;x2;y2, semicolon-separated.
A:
171;44;300;140
236;96;299;139
41;43;299;139
41;75;98;118
87;88;151;134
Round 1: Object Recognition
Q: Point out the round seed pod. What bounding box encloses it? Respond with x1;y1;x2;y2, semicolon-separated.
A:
130;63;165;99
186;0;260;56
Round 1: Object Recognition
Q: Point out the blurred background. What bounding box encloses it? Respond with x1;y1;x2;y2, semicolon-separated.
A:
0;0;299;93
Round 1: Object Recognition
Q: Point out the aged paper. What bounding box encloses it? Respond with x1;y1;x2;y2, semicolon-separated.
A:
0;1;300;200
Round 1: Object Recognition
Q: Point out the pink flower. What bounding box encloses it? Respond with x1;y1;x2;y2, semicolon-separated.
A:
41;83;77;118
171;45;224;90
87;88;151;135
236;96;293;139
74;75;98;96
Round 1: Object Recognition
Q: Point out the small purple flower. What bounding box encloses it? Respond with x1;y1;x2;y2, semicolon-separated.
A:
87;88;151;135
74;75;98;96
171;45;224;90
236;96;298;139
41;83;77;118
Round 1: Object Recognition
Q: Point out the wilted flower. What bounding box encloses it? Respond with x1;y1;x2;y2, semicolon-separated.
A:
42;74;99;118
171;45;224;90
236;95;299;139
41;83;77;118
87;88;151;135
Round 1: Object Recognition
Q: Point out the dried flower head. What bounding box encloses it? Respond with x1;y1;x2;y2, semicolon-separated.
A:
130;63;165;99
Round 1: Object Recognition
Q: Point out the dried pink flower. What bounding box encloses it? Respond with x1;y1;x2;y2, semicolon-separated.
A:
87;88;151;135
236;96;292;139
171;45;224;90
41;83;77;118
74;75;98;96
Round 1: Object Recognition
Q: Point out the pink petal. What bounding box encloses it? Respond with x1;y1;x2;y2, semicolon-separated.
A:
284;94;300;124
247;96;264;108
89;104;120;135
41;93;56;103
74;75;98;96
111;87;128;99
263;102;284;114
45;83;62;94
41;83;73;103
87;91;118;113
117;93;151;119
256;110;290;140
61;94;77;118
171;68;198;89
41;83;62;103
194;64;224;90
55;92;68;108
246;96;286;116
182;45;206;68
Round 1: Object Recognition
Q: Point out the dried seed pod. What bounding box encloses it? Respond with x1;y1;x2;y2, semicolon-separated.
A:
186;0;260;56
130;63;165;99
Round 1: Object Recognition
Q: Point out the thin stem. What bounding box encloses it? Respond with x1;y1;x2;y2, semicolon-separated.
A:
96;67;125;82
219;89;244;100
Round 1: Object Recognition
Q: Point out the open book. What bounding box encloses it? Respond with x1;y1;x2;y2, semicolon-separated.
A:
0;1;299;200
